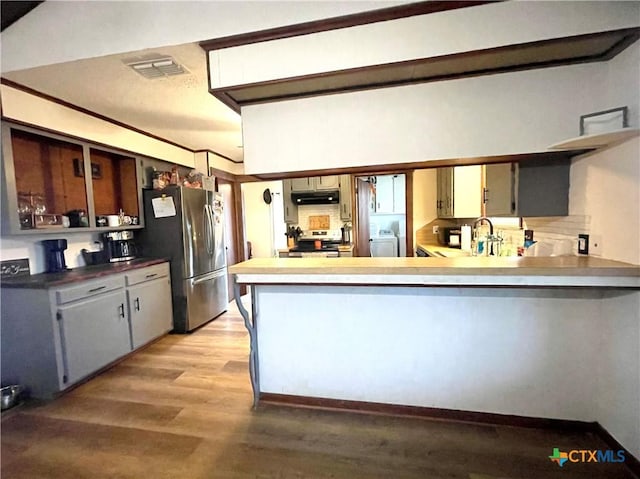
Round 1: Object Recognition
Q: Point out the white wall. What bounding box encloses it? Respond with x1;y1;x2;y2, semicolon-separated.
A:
1;1;409;73
242;60;608;174
211;1;639;87
241;181;285;258
412;168;438;246
569;138;640;265
1;85;195;167
598;291;640;458
0;233;102;274
208;152;244;176
256;285;614;422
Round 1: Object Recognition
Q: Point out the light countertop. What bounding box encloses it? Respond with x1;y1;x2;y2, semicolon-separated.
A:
416;242;471;257
229;256;640;288
0;258;169;289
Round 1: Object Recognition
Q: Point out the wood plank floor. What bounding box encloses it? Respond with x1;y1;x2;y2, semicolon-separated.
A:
1;300;636;479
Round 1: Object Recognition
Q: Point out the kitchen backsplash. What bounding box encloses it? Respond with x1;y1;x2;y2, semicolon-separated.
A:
0;233;103;274
296;204;342;231
522;215;591;254
415;215;591;255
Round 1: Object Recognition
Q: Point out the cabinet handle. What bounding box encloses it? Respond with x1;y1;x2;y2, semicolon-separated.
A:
118;303;125;319
134;298;140;311
145;273;158;279
88;286;106;293
483;188;489;204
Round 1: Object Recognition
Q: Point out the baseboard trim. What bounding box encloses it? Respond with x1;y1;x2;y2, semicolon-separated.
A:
593;422;640;477
259;393;639;477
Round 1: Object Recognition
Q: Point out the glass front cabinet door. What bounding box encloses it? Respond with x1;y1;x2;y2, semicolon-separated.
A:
1;123;143;235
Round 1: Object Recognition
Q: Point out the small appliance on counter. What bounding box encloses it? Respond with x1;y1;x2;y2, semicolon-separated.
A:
81;242;108;266
341;223;352;245
439;227;462;249
41;239;68;273
102;231;137;262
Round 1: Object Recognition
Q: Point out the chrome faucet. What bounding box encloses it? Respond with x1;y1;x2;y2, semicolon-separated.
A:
473;217;494;236
473;217;498;255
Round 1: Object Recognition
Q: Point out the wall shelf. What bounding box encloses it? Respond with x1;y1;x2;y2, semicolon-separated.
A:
548;128;639;151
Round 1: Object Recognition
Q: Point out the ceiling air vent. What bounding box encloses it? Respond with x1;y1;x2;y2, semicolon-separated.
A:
123;55;189;79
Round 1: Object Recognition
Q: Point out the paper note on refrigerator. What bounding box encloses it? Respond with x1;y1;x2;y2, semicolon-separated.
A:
151;196;177;218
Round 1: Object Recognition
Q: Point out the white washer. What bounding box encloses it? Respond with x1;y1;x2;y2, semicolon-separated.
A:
370;231;398;257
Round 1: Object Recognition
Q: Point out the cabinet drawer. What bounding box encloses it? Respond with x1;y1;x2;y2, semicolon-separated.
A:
55;276;124;305
125;263;169;286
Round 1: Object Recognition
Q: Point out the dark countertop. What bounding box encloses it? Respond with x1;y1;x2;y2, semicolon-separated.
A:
0;258;169;289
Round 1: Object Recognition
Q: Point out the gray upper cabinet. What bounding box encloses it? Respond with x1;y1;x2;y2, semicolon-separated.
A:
283;175;347;224
315;175;340;190
1;122;143;235
484;159;570;217
289;175;340;193
339;174;352;221
436;167;454;218
290;177;313;192
484;163;516;216
282;180;299;224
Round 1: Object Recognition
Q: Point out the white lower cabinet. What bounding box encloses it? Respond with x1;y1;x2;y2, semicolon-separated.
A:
127;276;173;349
57;289;131;385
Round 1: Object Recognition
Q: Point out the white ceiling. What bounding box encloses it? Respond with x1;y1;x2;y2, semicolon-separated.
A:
4;42;245;162
0;1;411;166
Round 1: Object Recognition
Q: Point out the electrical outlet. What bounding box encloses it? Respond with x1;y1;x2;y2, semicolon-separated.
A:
433;225;439;234
578;234;589;255
590;235;603;256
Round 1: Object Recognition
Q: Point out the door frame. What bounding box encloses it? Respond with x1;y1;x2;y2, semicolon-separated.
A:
354;170;413;257
217;177;246;298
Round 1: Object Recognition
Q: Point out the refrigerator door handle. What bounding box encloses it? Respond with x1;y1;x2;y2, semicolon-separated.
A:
208;205;215;256
192;268;226;285
203;205;213;255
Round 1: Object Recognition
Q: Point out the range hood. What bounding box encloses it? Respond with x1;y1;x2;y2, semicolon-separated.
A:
292;190;340;205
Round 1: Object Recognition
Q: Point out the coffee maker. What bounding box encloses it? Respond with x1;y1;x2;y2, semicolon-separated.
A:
102;231;137;262
42;239;68;273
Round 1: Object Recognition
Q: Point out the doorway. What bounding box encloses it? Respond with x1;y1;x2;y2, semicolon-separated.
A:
217;178;243;301
355;173;410;257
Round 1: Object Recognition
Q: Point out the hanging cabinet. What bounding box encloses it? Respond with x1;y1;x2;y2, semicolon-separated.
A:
1;123;144;235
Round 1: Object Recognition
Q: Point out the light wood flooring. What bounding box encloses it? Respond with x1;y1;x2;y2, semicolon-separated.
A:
1;300;637;479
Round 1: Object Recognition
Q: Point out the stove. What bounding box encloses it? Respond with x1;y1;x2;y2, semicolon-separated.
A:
298;229;342;241
289;229;342;257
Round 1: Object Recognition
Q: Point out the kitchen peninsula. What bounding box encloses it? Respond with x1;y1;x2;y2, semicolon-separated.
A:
231;256;640;457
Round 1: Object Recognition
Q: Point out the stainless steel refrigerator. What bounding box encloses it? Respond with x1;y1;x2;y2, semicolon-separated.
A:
139;186;228;332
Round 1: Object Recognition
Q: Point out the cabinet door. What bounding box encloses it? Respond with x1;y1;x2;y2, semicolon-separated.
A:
57;289;131;386
282;180;299;224
484;163;517;216
339;175;352;221
290;177;313;192
452;166;481;218
437;167;453;218
375;176;394;212
517;159;569;217
315;175;340;190
392;175;406;213
128;277;173;349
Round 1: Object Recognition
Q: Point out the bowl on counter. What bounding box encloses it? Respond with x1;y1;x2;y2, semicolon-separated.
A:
1;385;23;411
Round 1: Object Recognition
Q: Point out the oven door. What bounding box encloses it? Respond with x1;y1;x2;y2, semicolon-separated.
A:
288;251;339;258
